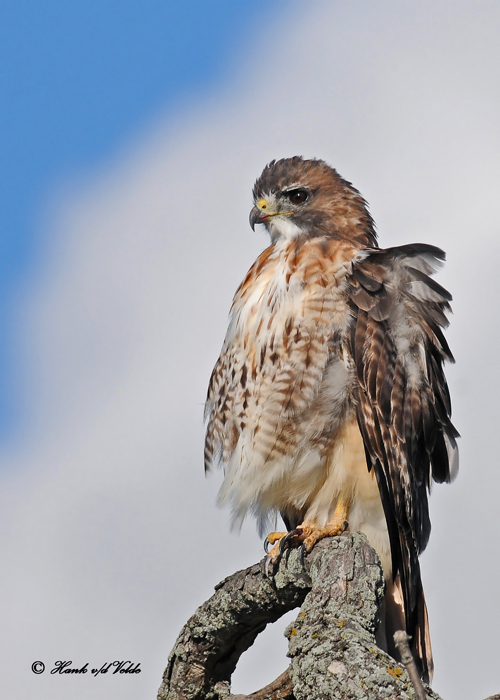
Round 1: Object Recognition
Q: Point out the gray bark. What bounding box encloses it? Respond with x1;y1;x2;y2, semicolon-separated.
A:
158;532;449;700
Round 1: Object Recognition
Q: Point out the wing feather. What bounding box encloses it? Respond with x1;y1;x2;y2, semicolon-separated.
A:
347;243;459;681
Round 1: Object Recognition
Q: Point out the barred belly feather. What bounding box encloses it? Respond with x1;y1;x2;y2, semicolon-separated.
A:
204;238;390;570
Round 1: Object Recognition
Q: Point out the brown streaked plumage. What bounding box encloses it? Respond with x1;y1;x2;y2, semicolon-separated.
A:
204;157;458;683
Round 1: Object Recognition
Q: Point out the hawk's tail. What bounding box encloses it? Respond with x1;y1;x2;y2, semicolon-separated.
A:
412;583;434;684
382;575;434;684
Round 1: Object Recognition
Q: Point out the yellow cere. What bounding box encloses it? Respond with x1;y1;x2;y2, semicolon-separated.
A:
257;199;268;210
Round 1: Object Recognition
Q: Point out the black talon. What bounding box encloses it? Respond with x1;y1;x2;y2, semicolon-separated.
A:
279;532;292;555
299;543;307;568
264;555;276;578
279;527;303;555
264;537;270;554
342;520;349;533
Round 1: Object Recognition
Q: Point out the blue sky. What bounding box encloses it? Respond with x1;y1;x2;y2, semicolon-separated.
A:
0;0;281;437
1;3;500;698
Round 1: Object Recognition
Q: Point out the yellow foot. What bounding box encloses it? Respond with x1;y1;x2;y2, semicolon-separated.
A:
264;531;289;564
264;518;349;574
298;519;348;553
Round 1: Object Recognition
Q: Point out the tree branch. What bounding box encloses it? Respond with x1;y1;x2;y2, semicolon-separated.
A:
230;669;294;700
158;532;448;700
394;631;427;700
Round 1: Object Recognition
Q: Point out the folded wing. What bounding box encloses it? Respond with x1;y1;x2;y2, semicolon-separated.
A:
347;243;459;680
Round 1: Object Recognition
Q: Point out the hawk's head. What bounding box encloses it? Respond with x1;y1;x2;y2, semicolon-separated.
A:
249;156;377;247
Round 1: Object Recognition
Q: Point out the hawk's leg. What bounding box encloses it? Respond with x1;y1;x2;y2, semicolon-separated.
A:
265;497;351;570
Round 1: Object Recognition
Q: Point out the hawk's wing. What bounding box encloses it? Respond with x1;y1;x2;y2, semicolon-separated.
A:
347;243;459;676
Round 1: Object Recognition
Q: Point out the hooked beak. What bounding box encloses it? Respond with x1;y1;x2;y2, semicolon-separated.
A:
249;204;284;230
249;205;263;231
249;200;293;231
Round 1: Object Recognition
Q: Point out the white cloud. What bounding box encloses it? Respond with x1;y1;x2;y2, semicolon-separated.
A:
1;1;499;698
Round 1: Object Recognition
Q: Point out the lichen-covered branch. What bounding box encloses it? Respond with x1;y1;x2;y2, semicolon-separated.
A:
158;532;445;700
157;539;310;700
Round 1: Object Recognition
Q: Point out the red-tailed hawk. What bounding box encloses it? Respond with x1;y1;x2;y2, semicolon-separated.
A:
204;157;458;682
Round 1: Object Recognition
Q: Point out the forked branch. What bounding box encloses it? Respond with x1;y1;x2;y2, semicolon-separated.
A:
158;533;446;700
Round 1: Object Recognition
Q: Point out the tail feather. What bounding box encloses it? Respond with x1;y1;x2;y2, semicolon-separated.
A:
381;576;433;684
413;585;433;684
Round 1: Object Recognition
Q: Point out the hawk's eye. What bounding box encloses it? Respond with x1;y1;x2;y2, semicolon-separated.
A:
286;189;308;205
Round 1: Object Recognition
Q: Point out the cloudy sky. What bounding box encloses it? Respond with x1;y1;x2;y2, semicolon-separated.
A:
1;1;499;698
